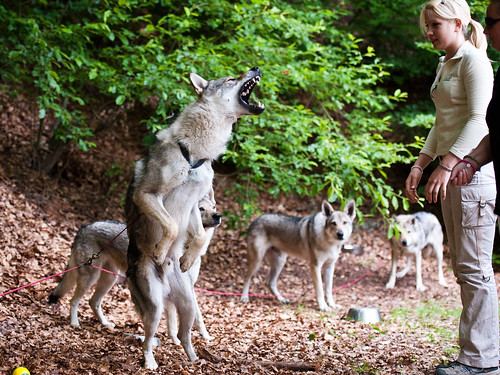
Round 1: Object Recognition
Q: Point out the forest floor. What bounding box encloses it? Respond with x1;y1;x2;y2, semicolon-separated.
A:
0;92;497;374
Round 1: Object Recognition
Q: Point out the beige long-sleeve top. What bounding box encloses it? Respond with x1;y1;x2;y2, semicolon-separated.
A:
421;41;493;160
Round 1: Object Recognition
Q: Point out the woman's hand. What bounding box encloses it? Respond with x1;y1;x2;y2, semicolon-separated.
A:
405;167;422;204
424;167;451;203
450;161;475;186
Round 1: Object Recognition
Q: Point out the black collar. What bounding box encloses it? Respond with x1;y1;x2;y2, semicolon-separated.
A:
178;141;207;169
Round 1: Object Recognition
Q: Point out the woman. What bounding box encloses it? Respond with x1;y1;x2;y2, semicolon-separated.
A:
405;0;499;374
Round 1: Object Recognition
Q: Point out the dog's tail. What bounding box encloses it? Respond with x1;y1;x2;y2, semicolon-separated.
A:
48;245;79;304
48;271;77;304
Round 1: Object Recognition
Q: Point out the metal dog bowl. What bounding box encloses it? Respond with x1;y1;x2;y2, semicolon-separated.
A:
347;307;381;323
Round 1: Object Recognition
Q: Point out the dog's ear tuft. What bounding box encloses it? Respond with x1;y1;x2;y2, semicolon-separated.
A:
321;200;334;216
344;199;356;219
190;73;208;96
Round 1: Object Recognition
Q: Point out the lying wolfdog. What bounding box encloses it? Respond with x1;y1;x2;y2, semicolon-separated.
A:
241;200;356;312
48;192;220;335
386;211;447;291
126;68;264;369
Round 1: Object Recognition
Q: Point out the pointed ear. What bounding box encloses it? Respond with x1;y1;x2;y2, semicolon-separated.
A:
208;187;215;203
344;200;356;220
321;200;334;216
190;73;208;96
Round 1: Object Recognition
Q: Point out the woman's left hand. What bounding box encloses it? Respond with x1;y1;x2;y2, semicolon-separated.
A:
424;167;451;203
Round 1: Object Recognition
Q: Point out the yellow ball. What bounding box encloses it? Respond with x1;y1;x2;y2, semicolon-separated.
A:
12;368;30;375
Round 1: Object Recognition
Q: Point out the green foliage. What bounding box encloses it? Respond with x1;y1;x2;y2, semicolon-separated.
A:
348;0;496;84
0;0;420;227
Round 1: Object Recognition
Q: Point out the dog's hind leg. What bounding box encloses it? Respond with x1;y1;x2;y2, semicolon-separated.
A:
241;241;266;303
69;269;100;327
385;247;399;289
142;308;163;370
164;300;181;345
266;250;289;303
414;252;426;291
137;283;164;370
433;243;448;287
194;292;213;340
171;278;198;362
89;271;119;328
127;263;165;370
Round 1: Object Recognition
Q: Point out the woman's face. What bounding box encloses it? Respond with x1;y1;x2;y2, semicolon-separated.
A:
484;3;500;52
424;12;459;52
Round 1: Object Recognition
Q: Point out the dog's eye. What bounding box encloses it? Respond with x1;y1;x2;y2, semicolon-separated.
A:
199;208;205;212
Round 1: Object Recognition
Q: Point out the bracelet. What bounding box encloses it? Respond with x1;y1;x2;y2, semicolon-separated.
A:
464;154;481;171
438;163;452;172
459;159;477;174
411;164;423;173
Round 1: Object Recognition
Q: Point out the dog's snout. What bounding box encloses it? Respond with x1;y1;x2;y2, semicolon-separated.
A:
213;213;222;226
402;239;408;246
251;66;260;74
337;230;344;240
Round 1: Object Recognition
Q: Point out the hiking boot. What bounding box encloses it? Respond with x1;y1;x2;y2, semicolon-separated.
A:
435;361;500;374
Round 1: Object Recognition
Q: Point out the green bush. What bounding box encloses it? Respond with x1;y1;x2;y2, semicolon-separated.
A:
0;0;420;228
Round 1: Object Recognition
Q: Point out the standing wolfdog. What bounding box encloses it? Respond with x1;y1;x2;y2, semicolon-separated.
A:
47;191;220;336
126;68;264;369
386;211;447;291
241;200;356;312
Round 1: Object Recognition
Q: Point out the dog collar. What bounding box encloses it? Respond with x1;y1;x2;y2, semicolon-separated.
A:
178;141;207;169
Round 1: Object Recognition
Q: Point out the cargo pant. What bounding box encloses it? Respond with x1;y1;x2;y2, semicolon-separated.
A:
441;162;499;368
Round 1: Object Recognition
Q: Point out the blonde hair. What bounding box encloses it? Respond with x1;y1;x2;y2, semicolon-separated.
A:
419;0;488;51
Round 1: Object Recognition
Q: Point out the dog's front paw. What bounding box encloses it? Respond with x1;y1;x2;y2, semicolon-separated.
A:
153;251;168;265
277;296;291;303
200;331;215;341
101;321;116;329
385;280;395;289
169;335;181;346
179;253;196;272
318;302;332;312
328;301;341;310
143;353;158;370
416;284;426;292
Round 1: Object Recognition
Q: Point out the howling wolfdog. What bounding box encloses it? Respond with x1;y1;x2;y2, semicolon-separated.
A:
126;68;264;369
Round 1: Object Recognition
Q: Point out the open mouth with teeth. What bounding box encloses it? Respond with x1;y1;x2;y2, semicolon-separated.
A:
239;75;265;115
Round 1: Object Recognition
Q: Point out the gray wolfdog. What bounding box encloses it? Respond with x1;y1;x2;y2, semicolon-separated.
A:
48;220;128;328
385;212;447;292
241;200;356;312
126;68;264;369
47;192;220;336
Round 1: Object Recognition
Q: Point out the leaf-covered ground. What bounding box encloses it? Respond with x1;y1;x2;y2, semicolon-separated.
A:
0;93;497;374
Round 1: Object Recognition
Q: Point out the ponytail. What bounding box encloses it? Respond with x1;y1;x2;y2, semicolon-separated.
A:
468;19;488;51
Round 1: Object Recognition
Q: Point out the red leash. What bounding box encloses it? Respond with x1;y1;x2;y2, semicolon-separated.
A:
0;266;79;298
0;214;141;299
